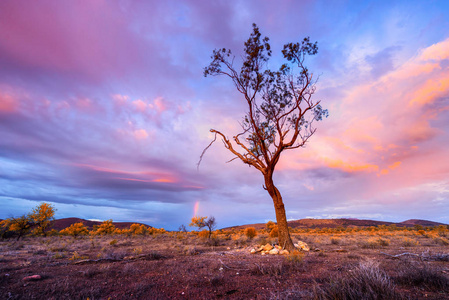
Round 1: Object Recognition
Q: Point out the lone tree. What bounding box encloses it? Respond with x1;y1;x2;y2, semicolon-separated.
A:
202;24;327;251
190;216;217;239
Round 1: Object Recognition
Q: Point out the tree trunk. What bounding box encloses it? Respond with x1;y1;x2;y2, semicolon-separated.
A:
264;173;295;252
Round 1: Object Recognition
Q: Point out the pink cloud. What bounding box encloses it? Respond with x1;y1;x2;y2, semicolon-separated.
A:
71;163;179;185
0;91;18;112
115;177;176;184
133;129;149;140
410;77;449;105
277;37;449;188
132;99;148;112
323;157;379;173
419;39;449;61
73;97;102;114
112;94;129;106
151;97;167;113
306;38;449;194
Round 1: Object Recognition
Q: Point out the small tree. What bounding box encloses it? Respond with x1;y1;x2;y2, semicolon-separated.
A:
178;224;188;233
8;215;32;240
60;222;89;238
29;202;56;236
190;216;217;239
202;24;327;251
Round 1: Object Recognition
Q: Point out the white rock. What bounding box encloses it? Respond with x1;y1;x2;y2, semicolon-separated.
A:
269;248;279;255
295;241;310;252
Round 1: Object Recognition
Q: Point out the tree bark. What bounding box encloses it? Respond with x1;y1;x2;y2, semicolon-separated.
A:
264;173;295;252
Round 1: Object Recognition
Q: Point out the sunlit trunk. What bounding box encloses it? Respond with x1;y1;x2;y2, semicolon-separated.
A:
264;173;295;251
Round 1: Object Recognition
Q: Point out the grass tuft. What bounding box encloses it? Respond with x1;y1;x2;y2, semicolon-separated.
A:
394;263;449;292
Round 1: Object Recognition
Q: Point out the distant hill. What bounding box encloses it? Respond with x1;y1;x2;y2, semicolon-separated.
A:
399;219;446;227
224;218;448;230
49;218;151;231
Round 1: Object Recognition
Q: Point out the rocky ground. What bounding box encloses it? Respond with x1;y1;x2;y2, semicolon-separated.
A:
1;231;448;299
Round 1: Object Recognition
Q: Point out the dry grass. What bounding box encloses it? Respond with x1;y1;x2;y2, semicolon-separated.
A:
313;260;402;300
0;226;448;299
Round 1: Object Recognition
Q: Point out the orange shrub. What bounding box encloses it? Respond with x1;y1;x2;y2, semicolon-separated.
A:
198;229;209;239
244;227;257;239
129;223;148;235
60;222;89;238
148;227;166;235
266;221;276;231
269;226;279;238
91;220;116;235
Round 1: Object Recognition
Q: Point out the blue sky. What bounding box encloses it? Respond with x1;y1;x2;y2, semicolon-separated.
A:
1;0;449;229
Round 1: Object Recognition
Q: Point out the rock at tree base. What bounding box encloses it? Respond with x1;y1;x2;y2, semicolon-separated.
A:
268;248;279;255
249;241;309;254
294;241;310;251
262;244;273;251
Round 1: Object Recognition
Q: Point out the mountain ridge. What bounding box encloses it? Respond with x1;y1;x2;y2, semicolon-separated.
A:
48;217;151;231
223;218;448;231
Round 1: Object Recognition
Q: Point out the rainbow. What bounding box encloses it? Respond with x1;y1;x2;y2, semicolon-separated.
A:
193;201;200;217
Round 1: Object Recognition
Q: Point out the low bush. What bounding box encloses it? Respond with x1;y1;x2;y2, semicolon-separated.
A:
330;237;340;245
60;222;88;238
269;226;279;238
433;236;449;246
400;237;419;247
394;263;449;292
286;250;304;264
206;234;221;246
251;261;285;276
360;238;388;249
244;227;257;239
198;230;209;240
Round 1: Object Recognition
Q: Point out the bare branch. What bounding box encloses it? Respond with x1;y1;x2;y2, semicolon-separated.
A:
197;133;218;170
226;157;239;163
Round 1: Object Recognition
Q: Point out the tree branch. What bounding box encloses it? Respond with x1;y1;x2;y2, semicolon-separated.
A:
197;133;218;170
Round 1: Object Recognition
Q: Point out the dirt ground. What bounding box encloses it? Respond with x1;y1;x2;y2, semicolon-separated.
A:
1;232;448;299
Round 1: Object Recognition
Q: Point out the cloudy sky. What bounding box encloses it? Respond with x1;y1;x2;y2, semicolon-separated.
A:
1;0;449;230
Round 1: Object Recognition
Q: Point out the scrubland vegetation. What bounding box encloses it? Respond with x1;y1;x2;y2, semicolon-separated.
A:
1;208;448;299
